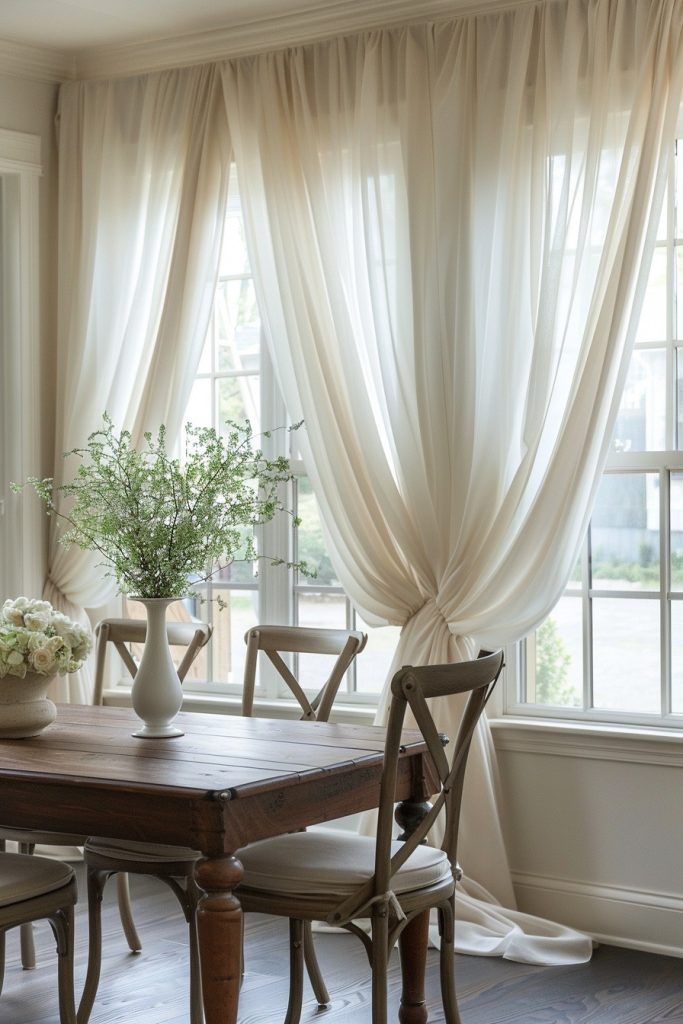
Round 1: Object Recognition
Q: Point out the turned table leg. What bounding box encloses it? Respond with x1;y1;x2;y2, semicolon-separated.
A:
398;909;430;1024
395;798;432;1024
196;855;244;1024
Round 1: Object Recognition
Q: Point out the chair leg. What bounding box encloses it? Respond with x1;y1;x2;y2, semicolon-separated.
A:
370;909;389;1024
438;898;461;1024
303;920;330;1007
186;883;204;1024
116;872;142;952
77;869;108;1024
52;905;77;1024
19;842;36;971
284;919;305;1024
0;927;5;996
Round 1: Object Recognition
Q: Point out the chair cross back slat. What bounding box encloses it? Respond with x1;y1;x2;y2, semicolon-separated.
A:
266;650;316;720
242;626;367;721
92;617;213;706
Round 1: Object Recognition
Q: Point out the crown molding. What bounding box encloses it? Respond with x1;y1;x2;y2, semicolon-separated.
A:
0;36;75;84
72;0;523;80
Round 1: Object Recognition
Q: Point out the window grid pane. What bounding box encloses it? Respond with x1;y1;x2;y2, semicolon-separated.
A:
518;141;683;727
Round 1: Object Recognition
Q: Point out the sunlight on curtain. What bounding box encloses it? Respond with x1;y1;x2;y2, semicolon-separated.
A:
51;65;231;701
222;0;683;962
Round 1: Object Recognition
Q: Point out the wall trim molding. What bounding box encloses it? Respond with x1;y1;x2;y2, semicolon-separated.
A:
0;37;74;83
490;718;683;768
512;870;683;960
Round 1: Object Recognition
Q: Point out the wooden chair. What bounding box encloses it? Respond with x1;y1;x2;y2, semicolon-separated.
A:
234;649;504;1024
79;624;367;1024
0;615;212;974
0;851;78;1022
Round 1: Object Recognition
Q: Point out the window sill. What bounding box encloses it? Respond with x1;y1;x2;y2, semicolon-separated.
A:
489;716;683;766
102;688;377;727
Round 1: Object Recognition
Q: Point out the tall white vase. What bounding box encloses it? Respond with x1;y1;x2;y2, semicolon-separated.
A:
131;598;184;738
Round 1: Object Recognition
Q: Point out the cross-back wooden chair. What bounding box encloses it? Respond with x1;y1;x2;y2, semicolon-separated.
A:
78;624;366;1024
242;624;367;721
0;851;78;1022
234;649;504;1024
0;615;212;976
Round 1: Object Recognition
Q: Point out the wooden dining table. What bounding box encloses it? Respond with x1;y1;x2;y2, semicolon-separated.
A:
0;703;437;1024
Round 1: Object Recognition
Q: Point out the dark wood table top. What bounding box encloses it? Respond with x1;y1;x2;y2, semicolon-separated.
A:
0;704;431;854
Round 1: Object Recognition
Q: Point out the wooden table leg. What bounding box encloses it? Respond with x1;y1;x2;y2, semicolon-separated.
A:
395;798;432;1024
398;909;430;1024
196;855;244;1024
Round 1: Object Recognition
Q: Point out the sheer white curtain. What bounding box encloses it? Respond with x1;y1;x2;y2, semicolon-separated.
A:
50;65;231;702
223;0;683;963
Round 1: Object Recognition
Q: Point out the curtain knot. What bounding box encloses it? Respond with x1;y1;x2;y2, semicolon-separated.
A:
408;595;449;627
43;578;86;624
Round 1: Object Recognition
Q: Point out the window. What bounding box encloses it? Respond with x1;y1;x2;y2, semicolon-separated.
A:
508;140;683;727
163;170;397;703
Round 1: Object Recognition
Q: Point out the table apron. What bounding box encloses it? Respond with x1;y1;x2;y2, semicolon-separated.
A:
0;750;434;856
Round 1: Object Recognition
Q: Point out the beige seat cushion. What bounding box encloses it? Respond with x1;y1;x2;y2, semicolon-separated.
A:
86;838;200;863
0;852;73;908
237;829;451;898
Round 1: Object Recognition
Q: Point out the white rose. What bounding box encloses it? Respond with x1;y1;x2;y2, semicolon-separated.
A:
26;600;51;614
8;597;29;610
4;608;25;627
8;661;27;678
7;651;24;666
51;614;77;638
24;612;50;632
31;647;56;674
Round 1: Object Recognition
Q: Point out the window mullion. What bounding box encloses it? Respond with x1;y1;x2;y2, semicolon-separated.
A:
662;468;672;716
583;531;593;713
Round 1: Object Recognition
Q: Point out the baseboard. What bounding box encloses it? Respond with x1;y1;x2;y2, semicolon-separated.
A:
511;870;683;959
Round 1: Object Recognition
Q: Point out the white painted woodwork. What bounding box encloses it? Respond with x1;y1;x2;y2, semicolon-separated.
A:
491;719;683;958
0;127;43;601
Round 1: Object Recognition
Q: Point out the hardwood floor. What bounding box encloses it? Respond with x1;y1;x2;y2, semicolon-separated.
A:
2;866;682;1023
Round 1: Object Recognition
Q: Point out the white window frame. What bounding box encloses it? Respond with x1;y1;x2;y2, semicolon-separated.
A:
505;140;683;730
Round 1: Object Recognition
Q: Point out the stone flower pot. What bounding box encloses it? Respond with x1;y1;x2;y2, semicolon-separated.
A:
0;672;57;738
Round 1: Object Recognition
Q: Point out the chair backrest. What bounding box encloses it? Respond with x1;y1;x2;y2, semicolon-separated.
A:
242;625;367;721
92;618;213;706
330;649;504;925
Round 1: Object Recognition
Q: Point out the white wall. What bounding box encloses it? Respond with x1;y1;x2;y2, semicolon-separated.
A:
492;720;683;957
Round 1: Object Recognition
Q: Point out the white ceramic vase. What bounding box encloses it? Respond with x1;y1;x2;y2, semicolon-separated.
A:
0;672;57;738
130;597;184;739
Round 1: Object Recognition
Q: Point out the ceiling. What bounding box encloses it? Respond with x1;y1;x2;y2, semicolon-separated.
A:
0;0;506;80
0;0;344;52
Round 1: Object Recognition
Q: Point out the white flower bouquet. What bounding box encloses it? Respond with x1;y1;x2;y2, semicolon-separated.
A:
0;598;92;679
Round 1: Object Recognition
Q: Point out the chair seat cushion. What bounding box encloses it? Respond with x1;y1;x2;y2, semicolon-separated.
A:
85;838;200;863
0;826;86;847
236;829;451;899
0;852;73;908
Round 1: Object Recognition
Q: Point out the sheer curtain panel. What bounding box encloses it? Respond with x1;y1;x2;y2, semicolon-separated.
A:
223;0;683;962
52;66;231;701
